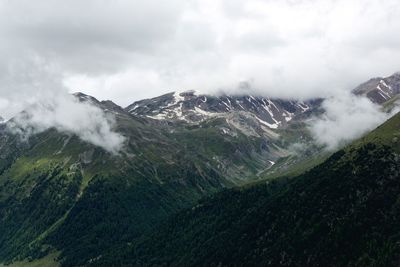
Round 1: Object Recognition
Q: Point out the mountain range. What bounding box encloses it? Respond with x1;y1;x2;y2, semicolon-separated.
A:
0;73;399;266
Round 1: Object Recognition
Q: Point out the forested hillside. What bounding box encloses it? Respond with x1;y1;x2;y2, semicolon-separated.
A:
94;113;400;266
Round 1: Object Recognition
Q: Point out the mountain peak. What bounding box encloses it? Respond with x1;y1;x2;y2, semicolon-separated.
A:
125;91;319;129
72;92;100;104
353;72;400;104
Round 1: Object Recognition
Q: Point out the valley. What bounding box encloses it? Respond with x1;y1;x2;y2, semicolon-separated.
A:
0;73;399;266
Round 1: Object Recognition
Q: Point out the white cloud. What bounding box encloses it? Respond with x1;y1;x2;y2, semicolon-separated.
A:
0;0;184;74
0;0;399;151
0;57;125;154
7;93;125;154
308;92;400;150
57;0;400;105
0;0;399;107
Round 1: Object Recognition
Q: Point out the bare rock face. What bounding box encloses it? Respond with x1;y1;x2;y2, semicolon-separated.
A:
353;72;400;104
125;73;400;129
125;90;322;128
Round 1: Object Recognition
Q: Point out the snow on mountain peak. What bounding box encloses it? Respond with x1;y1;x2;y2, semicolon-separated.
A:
125;91;321;129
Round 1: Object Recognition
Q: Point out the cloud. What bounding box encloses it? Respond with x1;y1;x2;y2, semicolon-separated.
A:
0;0;184;74
7;94;125;154
7;96;124;154
0;0;399;107
0;0;399;151
0;57;125;154
308;92;400;150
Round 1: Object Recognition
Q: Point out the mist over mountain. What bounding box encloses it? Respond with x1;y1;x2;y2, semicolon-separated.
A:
1;1;400;266
99;111;400;267
0;72;398;266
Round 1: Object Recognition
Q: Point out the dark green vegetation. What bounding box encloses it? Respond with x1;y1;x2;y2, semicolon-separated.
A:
0;89;398;266
0;102;297;266
94;112;400;266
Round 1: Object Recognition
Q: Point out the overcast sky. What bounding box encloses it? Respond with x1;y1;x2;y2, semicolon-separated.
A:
1;0;400;109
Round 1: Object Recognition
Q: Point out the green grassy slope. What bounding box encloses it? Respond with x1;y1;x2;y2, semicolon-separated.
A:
0;252;59;267
0;109;283;266
95;112;400;266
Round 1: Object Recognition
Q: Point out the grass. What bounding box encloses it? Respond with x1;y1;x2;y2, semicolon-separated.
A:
382;95;400;112
0;252;59;267
352;111;400;152
5;157;56;182
28;210;71;250
263;152;330;180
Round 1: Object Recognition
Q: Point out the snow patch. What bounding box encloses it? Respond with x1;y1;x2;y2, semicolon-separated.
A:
380;79;390;89
128;104;139;113
221;100;231;110
255;117;279;129
236;100;245;110
260;99;279;124
173;91;185;103
147;113;167;120
194;106;217;117
297;102;309;112
376;85;391;100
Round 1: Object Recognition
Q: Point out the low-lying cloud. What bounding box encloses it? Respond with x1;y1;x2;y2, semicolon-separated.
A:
7;94;125;154
0;0;399;153
0;59;125;154
309;92;399;150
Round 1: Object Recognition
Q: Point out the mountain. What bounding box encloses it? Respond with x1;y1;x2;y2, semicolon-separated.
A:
126;90;322;127
95;111;400;267
0;93;315;266
0;73;399;267
353;72;400;104
126;72;400;126
121;71;400;180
